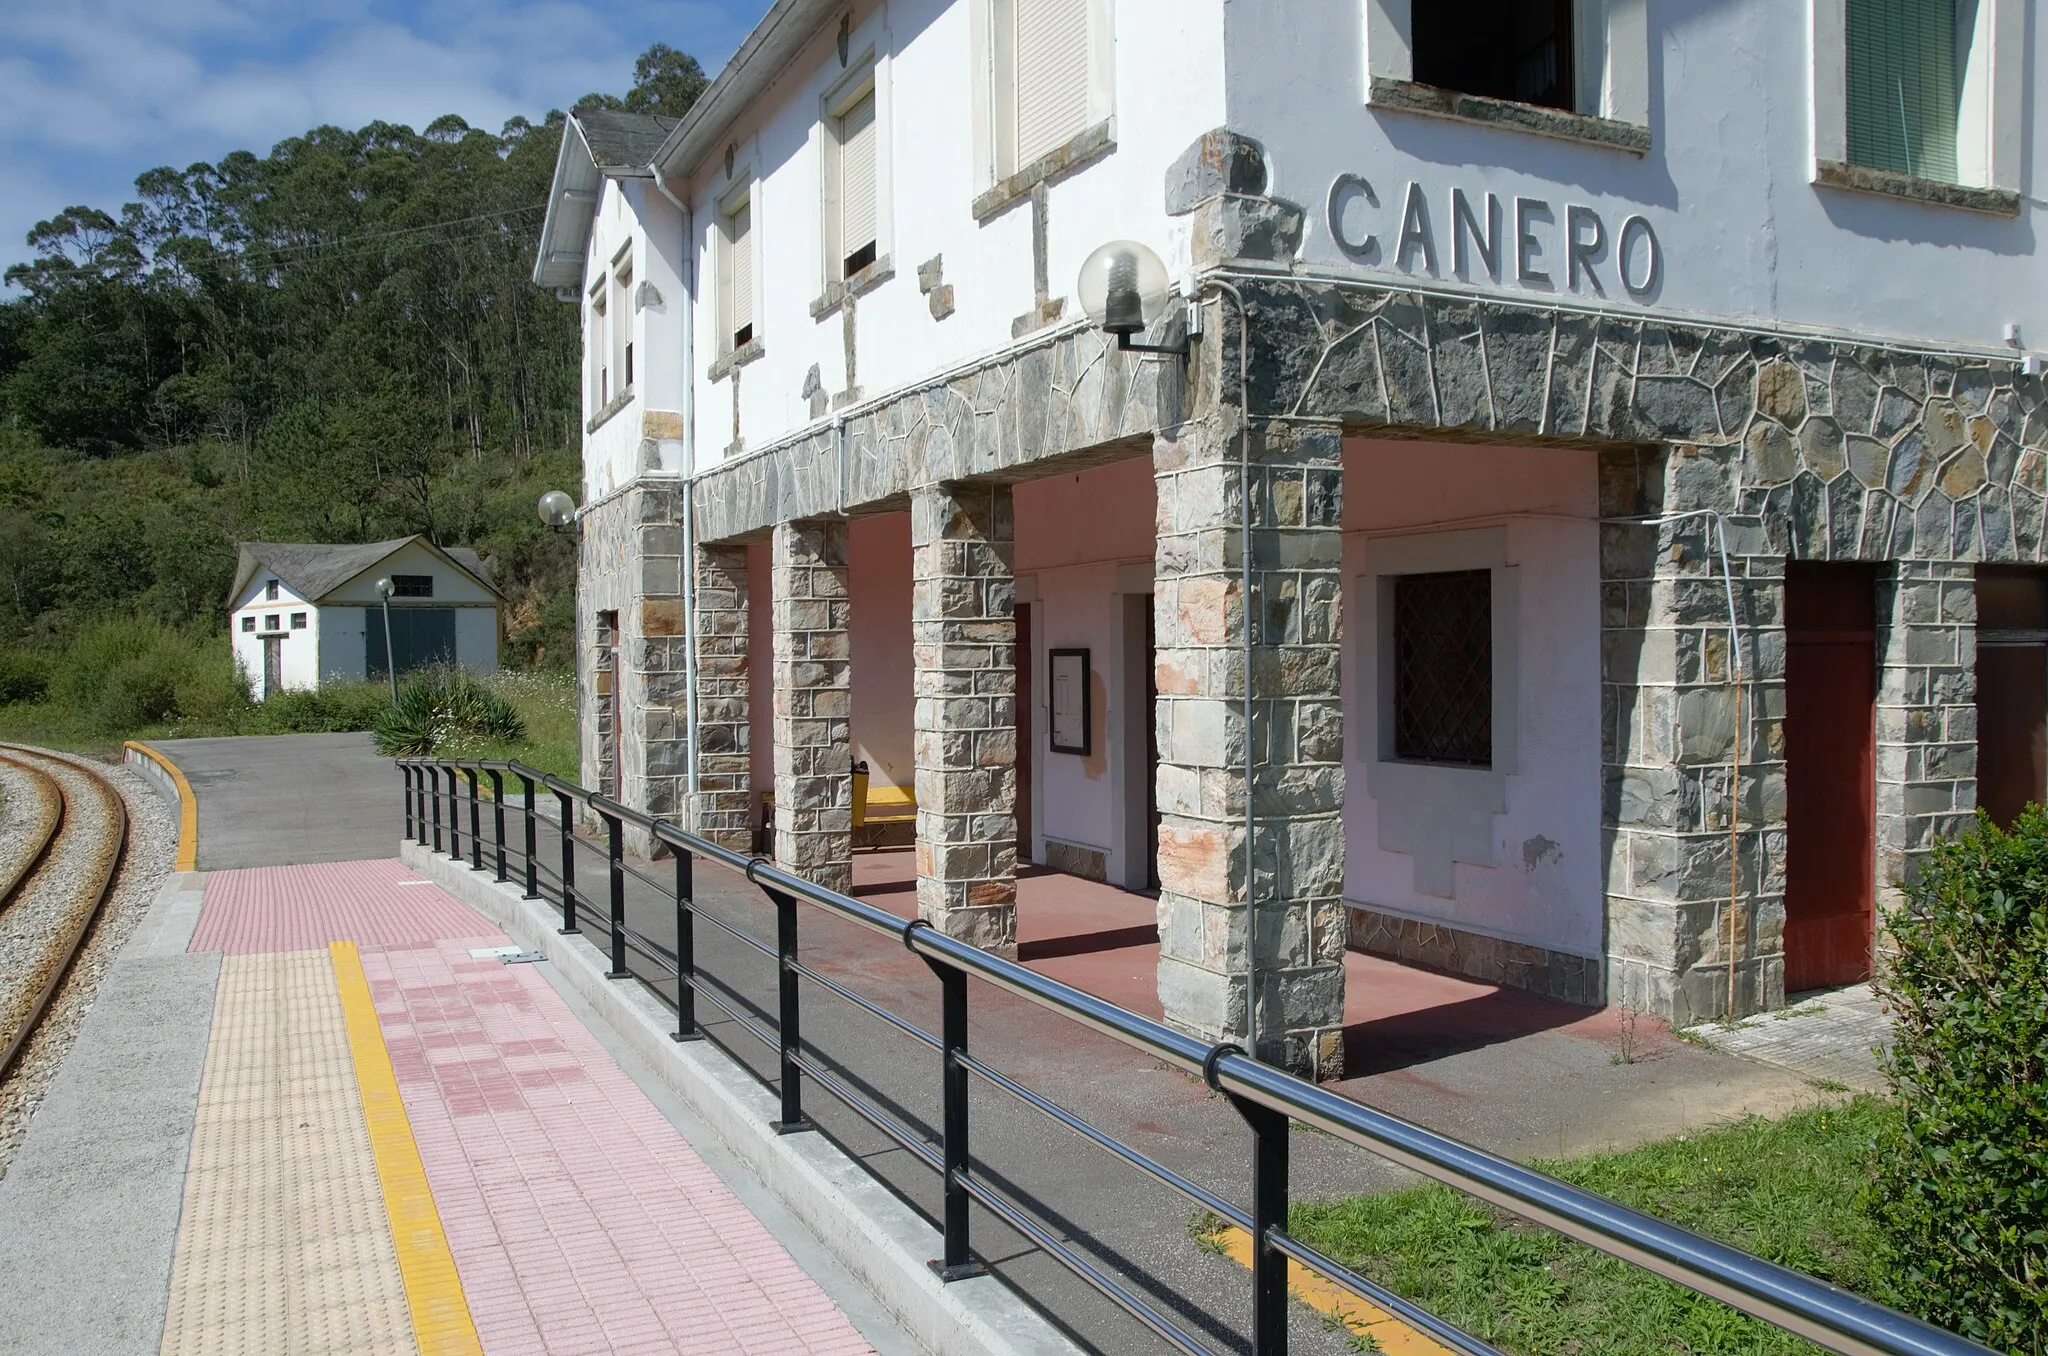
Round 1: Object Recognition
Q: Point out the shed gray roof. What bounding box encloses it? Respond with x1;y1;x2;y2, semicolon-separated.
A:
231;537;499;607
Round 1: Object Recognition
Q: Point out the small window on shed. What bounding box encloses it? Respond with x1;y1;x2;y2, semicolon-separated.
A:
1391;569;1494;767
265;580;280;602
241;616;256;633
264;615;281;631
1413;0;1576;111
291;612;308;629
391;575;434;598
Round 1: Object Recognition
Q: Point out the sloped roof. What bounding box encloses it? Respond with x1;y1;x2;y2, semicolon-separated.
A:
532;108;681;290
230;537;500;607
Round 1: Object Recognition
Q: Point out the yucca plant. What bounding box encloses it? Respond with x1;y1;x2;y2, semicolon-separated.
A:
374;667;524;757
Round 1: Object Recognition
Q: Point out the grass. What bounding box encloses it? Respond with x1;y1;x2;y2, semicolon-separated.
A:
1284;1097;1895;1356
440;668;578;783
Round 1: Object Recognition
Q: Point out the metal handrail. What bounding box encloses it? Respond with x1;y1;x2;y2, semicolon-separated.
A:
396;757;1990;1356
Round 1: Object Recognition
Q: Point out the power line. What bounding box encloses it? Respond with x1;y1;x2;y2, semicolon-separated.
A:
203;203;547;265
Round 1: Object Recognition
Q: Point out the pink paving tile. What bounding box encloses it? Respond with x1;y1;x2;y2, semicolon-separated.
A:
190;858;506;954
360;939;874;1355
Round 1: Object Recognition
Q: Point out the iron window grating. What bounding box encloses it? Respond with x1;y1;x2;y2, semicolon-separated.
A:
1392;569;1493;767
391;574;434;598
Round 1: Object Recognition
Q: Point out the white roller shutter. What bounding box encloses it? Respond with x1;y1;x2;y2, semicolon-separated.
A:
728;201;753;343
1013;0;1090;169
838;90;878;271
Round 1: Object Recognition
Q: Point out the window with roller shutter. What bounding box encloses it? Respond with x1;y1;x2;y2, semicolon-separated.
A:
1845;0;1960;183
718;194;754;352
1012;0;1091;169
836;87;878;278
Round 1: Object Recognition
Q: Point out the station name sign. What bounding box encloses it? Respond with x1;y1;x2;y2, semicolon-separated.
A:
1324;175;1663;302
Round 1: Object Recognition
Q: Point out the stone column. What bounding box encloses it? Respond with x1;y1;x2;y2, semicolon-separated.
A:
1875;561;1977;917
770;519;854;893
690;543;753;851
1152;415;1347;1078
911;483;1019;955
1599;447;1788;1026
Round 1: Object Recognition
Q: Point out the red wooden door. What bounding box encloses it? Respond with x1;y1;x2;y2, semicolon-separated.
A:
1975;567;2048;828
1783;563;1878;992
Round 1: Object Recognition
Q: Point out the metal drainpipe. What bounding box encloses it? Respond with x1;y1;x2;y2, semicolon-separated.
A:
650;166;700;823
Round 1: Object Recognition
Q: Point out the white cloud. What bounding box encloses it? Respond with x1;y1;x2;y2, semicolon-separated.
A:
0;0;758;280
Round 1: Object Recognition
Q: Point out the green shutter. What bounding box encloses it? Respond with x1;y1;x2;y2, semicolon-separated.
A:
1846;0;1960;183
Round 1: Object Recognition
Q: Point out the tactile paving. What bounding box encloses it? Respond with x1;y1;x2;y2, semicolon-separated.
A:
159;950;420;1355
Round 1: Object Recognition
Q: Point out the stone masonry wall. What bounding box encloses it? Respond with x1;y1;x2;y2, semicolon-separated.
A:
691;543;753;851
771;519;854;894
1152;414;1348;1077
1876;562;1978;918
911;483;1019;955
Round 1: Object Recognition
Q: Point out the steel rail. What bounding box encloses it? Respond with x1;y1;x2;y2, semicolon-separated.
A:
0;751;65;914
0;746;130;1081
398;758;1993;1356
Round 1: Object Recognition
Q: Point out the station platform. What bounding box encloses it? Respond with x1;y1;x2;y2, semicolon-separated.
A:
0;859;881;1356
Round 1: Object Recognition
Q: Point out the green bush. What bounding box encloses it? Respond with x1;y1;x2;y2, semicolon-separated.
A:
0;650;49;705
1867;808;2048;1354
256;682;389;734
374;667;524;757
51;615;252;734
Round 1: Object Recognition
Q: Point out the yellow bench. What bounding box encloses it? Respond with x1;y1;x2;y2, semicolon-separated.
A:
852;762;916;848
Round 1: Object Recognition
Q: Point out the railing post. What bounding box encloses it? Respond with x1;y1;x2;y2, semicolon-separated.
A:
446;768;462;860
430;767;444;853
465;767;482;870
402;766;415;841
921;958;986;1281
520;774;539;899
488;769;507;882
604;811;628;979
673;848;700;1042
767;888;810;1134
557;790;578;934
1229;1090;1291;1356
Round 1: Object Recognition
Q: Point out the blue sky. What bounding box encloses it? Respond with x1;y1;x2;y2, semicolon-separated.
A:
0;0;773;283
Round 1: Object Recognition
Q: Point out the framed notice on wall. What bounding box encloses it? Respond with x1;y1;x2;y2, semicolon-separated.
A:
1049;648;1091;756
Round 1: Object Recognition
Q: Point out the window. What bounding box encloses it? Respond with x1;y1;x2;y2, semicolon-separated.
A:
611;252;633;391
830;84;879;279
717;190;755;352
264;615;280;631
991;0;1097;179
1391;570;1493;767
1413;0;1575;111
591;288;610;405
241;615;255;633
391;575;434;598
1845;0;1963;183
265;580;279;602
290;612;307;630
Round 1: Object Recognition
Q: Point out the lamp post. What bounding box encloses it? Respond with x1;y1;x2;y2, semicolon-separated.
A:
375;576;398;703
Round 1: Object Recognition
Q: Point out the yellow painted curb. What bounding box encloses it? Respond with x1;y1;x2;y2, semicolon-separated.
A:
123;740;197;872
330;940;484;1356
1204;1225;1459;1355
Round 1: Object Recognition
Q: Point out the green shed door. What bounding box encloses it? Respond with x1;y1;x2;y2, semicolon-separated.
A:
366;608;457;677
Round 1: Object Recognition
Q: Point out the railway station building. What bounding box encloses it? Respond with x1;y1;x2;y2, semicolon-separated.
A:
535;0;2045;1074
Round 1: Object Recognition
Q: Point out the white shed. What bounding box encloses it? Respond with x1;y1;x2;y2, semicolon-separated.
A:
229;538;503;699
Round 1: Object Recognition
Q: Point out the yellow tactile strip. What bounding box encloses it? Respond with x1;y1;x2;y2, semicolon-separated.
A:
161;950;419;1356
1205;1224;1460;1355
328;941;482;1356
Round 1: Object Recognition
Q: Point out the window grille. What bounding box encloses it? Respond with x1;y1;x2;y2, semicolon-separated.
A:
291;613;307;629
241;616;255;632
391;575;434;598
265;580;279;602
1392;569;1493;767
264;615;280;631
1846;0;1960;183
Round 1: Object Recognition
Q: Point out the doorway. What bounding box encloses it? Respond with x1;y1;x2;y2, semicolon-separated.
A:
1016;602;1033;861
1783;562;1878;992
1975;567;2048;828
261;635;284;700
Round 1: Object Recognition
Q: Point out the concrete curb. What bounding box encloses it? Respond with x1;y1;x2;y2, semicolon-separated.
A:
399;839;1084;1356
122;743;198;872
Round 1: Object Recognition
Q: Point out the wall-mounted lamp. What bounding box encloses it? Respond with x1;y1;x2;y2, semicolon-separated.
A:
374;576;398;703
1078;240;1187;356
538;490;577;531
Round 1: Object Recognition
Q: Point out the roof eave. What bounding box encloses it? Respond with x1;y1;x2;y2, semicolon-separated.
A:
650;0;843;181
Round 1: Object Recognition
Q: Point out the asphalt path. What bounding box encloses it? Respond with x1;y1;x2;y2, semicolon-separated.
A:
144;733;399;869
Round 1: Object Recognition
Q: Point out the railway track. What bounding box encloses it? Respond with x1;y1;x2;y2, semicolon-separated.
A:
0;745;130;1081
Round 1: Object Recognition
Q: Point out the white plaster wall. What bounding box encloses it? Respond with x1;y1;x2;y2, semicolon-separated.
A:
1016;456;1157;879
849;513;915;791
1225;0;2045;352
319;542;499;606
679;0;1228;467
1339;439;1603;957
229;571;317;696
582;178;690;502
